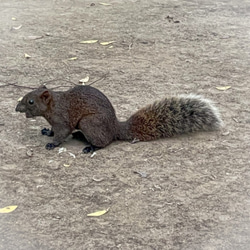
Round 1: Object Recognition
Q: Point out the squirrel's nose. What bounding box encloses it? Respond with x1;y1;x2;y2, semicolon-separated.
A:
15;103;21;112
15;103;25;112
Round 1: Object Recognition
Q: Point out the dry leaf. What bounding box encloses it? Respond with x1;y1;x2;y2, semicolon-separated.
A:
215;86;231;91
17;97;23;102
63;164;70;167
0;205;18;213
87;208;109;217
58;147;67;154
28;35;43;40
222;131;230;136
69;152;76;158
68;57;78;61
100;41;115;46
26;149;33;157
79;76;90;84
12;17;17;21
13;25;22;30
24;53;31;58
80;40;98;44
92;175;104;182
90;152;96;158
99;3;112;6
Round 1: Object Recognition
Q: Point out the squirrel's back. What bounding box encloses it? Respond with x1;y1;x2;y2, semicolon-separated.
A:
126;94;222;141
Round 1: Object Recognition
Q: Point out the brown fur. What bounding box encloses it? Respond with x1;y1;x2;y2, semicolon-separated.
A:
16;86;222;152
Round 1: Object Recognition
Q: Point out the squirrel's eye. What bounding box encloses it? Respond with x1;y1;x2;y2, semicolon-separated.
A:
29;99;34;105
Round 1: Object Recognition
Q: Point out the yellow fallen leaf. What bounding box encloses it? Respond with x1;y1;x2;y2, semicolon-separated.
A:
68;57;78;61
79;76;90;84
17;97;23;102
13;25;22;30
87;208;109;217
99;3;112;6
24;53;31;58
28;35;43;40
63;164;70;167
80;40;98;44
100;41;115;46
12;17;17;21
215;86;231;91
0;205;18;213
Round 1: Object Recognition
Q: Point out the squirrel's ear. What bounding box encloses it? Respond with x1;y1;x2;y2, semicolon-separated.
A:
40;90;51;104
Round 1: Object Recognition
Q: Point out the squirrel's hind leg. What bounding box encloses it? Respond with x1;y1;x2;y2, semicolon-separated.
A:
77;116;114;149
72;131;101;153
83;145;102;154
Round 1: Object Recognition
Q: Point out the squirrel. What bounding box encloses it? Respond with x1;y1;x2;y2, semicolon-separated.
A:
15;85;222;153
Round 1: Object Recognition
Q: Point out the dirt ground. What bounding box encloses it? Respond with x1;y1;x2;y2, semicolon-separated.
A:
0;0;249;249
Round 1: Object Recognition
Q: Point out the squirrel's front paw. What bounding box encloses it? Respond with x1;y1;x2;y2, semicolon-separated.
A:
45;143;56;150
41;128;54;137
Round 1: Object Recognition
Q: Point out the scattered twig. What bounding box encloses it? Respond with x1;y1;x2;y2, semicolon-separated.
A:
50;85;74;90
0;73;109;90
0;81;36;89
88;73;109;86
43;78;77;86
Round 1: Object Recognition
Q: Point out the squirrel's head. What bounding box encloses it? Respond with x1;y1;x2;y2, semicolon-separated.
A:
15;85;52;118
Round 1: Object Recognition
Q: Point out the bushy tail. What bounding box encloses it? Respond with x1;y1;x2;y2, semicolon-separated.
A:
122;94;222;141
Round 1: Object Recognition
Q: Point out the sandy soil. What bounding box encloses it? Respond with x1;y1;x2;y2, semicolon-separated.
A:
0;0;250;249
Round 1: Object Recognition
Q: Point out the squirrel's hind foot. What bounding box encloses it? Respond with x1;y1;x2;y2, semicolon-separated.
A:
83;145;101;154
45;143;57;150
